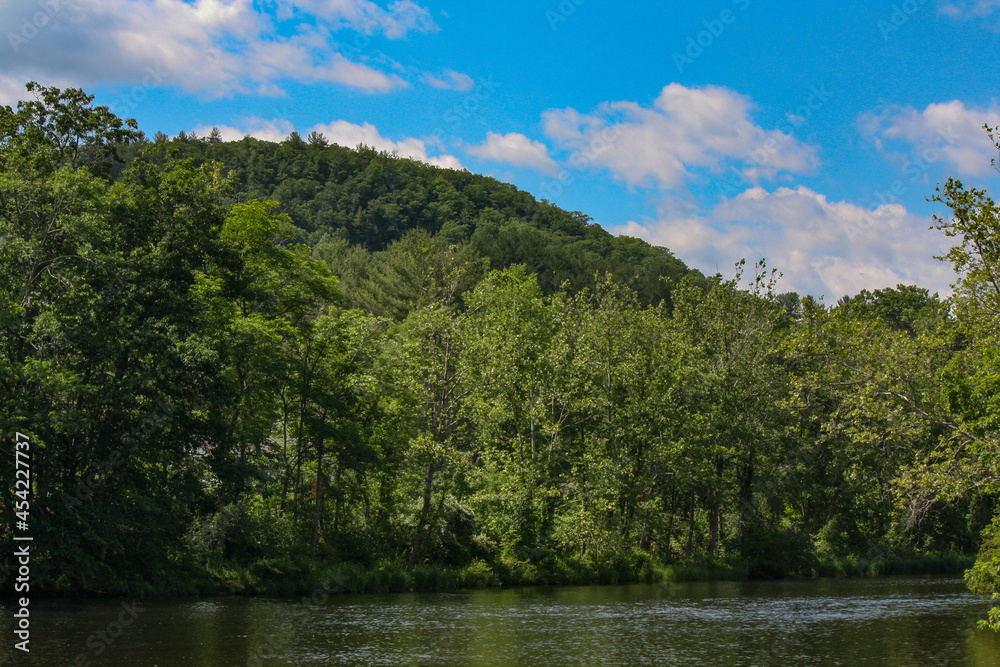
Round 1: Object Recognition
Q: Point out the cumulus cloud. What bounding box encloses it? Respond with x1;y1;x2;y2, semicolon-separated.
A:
310;119;463;169
613;186;954;299
421;69;475;91
0;0;429;98
861;100;1000;178
541;83;819;190
466;132;560;174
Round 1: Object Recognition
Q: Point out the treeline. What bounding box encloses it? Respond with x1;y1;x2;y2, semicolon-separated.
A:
3;86;1000;629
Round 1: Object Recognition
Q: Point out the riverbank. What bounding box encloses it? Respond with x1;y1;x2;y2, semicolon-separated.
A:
131;551;981;598
3;551;973;600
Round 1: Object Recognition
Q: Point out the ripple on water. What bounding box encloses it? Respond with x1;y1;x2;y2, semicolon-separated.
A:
5;576;996;665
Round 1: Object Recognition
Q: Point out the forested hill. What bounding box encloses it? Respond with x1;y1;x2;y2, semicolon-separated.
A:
128;132;705;307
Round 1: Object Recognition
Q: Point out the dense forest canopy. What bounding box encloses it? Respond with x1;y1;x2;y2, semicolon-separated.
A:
129;125;707;309
3;84;1000;630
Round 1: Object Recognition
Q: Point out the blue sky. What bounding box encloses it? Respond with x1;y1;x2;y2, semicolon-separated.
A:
3;0;1000;299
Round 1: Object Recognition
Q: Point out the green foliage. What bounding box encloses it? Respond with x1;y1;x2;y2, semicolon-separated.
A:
836;284;949;335
2;83;997;607
135;132;705;306
317;229;485;319
0;81;140;176
739;527;816;579
187;496;295;566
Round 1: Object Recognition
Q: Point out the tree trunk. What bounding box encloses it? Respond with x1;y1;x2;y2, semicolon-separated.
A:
333;462;343;538
708;455;724;556
279;394;290;512
408;459;436;568
292;392;306;524
665;487;676;560
737;448;755;554
311;434;324;548
686;489;696;557
360;475;372;525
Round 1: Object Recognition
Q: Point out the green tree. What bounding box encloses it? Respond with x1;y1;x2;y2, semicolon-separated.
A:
926;128;1000;628
462;266;559;565
671;261;791;562
191;200;339;501
0;84;239;591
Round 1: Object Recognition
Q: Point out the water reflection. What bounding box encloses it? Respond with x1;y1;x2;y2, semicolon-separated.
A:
0;576;997;665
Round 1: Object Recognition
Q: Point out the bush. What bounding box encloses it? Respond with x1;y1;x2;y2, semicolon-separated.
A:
459;559;500;588
186;495;295;567
966;519;1000;631
739;527;816;578
814;516;868;562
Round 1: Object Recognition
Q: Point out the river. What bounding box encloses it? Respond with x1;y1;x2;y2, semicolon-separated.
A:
2;575;998;665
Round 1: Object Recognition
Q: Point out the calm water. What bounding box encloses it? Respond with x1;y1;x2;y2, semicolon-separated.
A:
2;576;998;665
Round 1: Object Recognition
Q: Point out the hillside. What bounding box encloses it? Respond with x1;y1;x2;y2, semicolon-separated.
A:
131;133;706;307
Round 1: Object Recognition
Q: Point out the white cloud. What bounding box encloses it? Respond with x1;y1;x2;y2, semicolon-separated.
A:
541;83;819;190
271;0;438;38
192;117;294;142
0;74;46;107
421;69;475;91
0;0;426;98
613;186;954;299
310;119;463;169
861;100;1000;178
466;132;560;174
189;116;463;168
938;0;1000;19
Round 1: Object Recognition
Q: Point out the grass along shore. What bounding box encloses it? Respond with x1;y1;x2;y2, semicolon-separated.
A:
146;551;978;598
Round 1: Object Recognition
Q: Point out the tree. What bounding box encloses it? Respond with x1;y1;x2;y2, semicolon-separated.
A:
0;81;140;175
836;285;948;336
462;267;558;563
322;229;486;320
285;131;306;149
307;131;329;148
190;200;339;500
671;261;791;562
924;126;1000;629
393;303;472;568
0;86;240;590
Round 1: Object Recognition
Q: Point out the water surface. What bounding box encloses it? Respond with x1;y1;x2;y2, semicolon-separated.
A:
2;575;998;665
